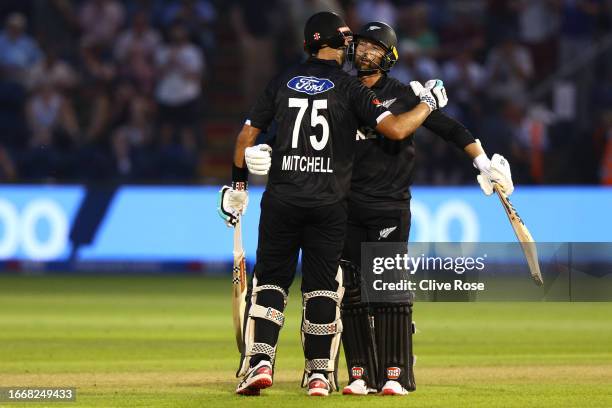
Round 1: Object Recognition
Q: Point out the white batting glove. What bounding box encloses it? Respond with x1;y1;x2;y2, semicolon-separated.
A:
245;144;272;175
410;79;448;112
217;184;249;227
473;153;514;196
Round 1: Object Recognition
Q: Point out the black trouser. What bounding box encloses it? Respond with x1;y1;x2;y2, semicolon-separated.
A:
249;192;347;372
342;202;411;267
341;201;415;391
254;192;347;293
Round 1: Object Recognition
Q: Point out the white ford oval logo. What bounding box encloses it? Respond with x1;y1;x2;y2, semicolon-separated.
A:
287;76;335;95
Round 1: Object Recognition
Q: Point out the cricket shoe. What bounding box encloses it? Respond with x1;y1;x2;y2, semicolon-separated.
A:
235;360;273;396
342;379;376;395
381;380;409;396
307;373;331;396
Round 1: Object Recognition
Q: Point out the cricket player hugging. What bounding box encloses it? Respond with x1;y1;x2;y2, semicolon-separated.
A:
218;11;470;397
337;21;514;396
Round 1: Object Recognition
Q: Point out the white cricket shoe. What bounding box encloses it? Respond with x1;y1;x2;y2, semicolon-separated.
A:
307;373;331;396
381;380;409;396
342;379;376;395
235;360;273;396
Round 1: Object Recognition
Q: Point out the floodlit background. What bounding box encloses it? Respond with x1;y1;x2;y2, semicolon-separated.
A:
0;1;611;407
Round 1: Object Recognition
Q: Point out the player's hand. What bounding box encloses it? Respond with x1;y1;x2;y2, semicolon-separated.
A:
473;153;514;196
410;79;448;112
245;144;272;175
217;184;249;227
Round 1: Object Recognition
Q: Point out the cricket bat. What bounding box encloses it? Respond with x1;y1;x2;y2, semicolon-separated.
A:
493;184;544;286
232;216;247;352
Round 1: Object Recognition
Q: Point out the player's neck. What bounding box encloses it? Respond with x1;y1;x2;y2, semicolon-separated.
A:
359;72;383;88
315;47;343;65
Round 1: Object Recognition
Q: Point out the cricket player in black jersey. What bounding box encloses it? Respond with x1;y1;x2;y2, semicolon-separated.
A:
217;12;449;397
339;22;515;396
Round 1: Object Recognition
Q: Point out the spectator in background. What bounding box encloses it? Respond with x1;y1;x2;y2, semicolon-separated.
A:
22;78;80;179
155;22;203;179
28;46;79;92
159;0;216;53
114;10;161;94
112;93;155;179
558;0;602;132
79;0;125;49
403;3;439;57
558;0;602;64
231;0;281;107
355;0;396;26
389;39;439;84
0;13;32;151
485;33;534;103
516;105;555;183
517;0;559;80
26;80;80;147
80;43;117;143
441;47;486;127
477;100;532;184
0;13;41;84
442;49;486;104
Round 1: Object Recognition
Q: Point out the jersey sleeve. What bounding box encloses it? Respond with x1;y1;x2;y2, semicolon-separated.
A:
398;80;474;149
392;82;421;115
246;76;278;131
347;78;391;128
423;110;476;149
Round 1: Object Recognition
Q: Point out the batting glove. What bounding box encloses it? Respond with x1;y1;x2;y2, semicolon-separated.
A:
217;183;249;227
473;153;514;196
410;79;448;112
245;144;272;175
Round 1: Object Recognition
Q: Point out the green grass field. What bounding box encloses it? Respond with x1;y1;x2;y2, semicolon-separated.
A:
0;275;611;407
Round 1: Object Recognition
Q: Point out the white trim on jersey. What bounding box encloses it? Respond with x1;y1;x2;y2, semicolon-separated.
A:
375;110;392;124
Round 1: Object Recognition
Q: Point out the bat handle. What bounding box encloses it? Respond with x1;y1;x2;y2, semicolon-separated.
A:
234;215;243;256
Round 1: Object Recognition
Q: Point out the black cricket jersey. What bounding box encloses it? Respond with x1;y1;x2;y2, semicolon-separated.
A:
246;57;391;207
349;75;475;210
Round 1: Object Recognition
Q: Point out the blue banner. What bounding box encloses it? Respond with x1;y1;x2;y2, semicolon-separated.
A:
0;185;610;264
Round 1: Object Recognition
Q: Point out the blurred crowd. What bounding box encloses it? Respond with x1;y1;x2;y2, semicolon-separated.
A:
1;0;612;185
0;0;214;182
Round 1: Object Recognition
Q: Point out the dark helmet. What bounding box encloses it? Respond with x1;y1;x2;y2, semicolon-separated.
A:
351;21;399;74
304;11;352;54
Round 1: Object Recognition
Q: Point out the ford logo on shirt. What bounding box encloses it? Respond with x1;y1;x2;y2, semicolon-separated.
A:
287;76;335;95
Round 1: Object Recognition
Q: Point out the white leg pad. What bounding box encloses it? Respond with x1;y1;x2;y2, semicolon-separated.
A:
301;266;344;390
237;277;287;377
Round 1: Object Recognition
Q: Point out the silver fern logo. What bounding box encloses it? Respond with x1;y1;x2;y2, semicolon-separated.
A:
378;226;397;240
381;98;396;108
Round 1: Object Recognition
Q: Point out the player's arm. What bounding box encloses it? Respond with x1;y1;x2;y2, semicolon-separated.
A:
375;103;431;140
422;108;514;196
218;76;277;226
375;80;448;140
233;123;261;170
235;123;273;176
217;124;259;227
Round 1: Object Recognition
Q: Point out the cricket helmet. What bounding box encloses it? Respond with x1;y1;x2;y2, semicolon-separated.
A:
350;21;399;74
304;11;353;54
